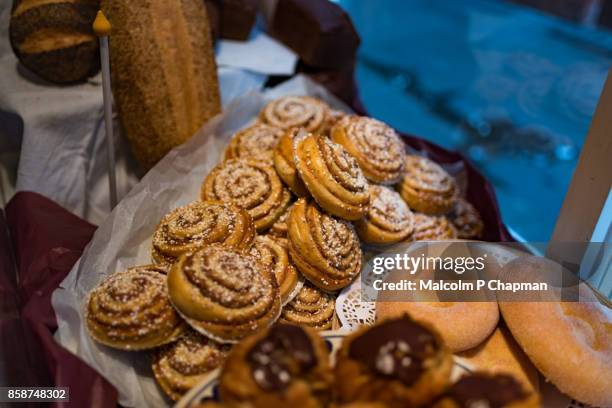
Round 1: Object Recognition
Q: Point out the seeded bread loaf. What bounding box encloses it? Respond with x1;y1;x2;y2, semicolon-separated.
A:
102;0;221;170
9;0;100;84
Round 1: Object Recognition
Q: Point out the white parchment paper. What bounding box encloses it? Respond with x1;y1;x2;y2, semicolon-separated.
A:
52;76;350;408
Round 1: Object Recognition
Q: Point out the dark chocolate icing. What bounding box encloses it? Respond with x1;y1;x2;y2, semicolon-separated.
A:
348;315;439;386
247;324;317;391
446;373;529;407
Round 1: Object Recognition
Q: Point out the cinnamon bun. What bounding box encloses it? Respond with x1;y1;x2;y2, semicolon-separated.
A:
152;201;255;268
152;330;230;401
398;155;457;215
294;133;370;220
248;235;302;305
85;265;185;350
260;95;330;133
354;185;414;245
287;199;362;291
280;283;336;330
224;123;284;162
411;213;457;241
167;245;281;343
273;128;309;196
331;116;406;184
447;198;484;239
201;158;292;231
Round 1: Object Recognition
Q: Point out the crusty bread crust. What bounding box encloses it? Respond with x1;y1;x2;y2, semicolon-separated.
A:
102;0;220;170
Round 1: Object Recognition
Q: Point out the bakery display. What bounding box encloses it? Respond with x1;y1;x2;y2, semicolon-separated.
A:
287;199;362;291
102;0;220;170
274;128;310;196
398;155;458;215
202;158;292;231
411;213;458;241
280;283;336;330
219;323;334;407
152;330;230;401
331;116;406;185
9;0;100;83
85;265;185;350
224;123;285;162
294;133;370;220
167;245;281;343
77;94;608;408
335;314;453;407
433;373;539;408
448;198;484;239
499;256;612;407
376;301;499;352
152;201;255;268
260;96;330;132
249;235;302;305
354;185;414;244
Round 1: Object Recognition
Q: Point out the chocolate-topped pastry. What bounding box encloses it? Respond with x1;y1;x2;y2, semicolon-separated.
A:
433;373;539;408
219;323;333;408
335;314;453;407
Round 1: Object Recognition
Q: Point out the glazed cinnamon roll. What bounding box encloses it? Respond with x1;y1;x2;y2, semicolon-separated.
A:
152;201;255;268
248;235;302;305
447;198;484;239
167;245;281;343
411;213;457;241
260;95;330;132
224;123;284;162
85;265;185;350
398;155;458;215
280;283;336;330
273;128;309;196
331;116;406;184
294;133;370;220
201;159;292;231
287;199;362;291
355;185;414;245
152;330;230;401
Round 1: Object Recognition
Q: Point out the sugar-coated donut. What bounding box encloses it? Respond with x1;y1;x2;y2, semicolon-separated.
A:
499;256;612;407
376;301;499;352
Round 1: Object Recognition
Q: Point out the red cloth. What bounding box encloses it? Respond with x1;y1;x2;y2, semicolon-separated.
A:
2;192;118;408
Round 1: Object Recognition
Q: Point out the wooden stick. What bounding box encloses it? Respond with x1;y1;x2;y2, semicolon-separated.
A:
94;11;118;209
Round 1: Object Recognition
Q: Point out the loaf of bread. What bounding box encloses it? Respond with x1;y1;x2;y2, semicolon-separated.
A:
9;0;101;84
102;0;221;170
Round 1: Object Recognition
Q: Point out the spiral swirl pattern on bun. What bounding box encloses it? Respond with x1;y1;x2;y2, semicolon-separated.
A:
355;185;414;244
287;199;362;291
224;123;284;162
281;283;336;330
294;133;370;220
168;245;281;343
85;265;185;350
260;95;329;132
411;213;457;241
153;330;230;400
398;155;457;215
201;159;292;231
332;116;406;184
152;201;255;268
